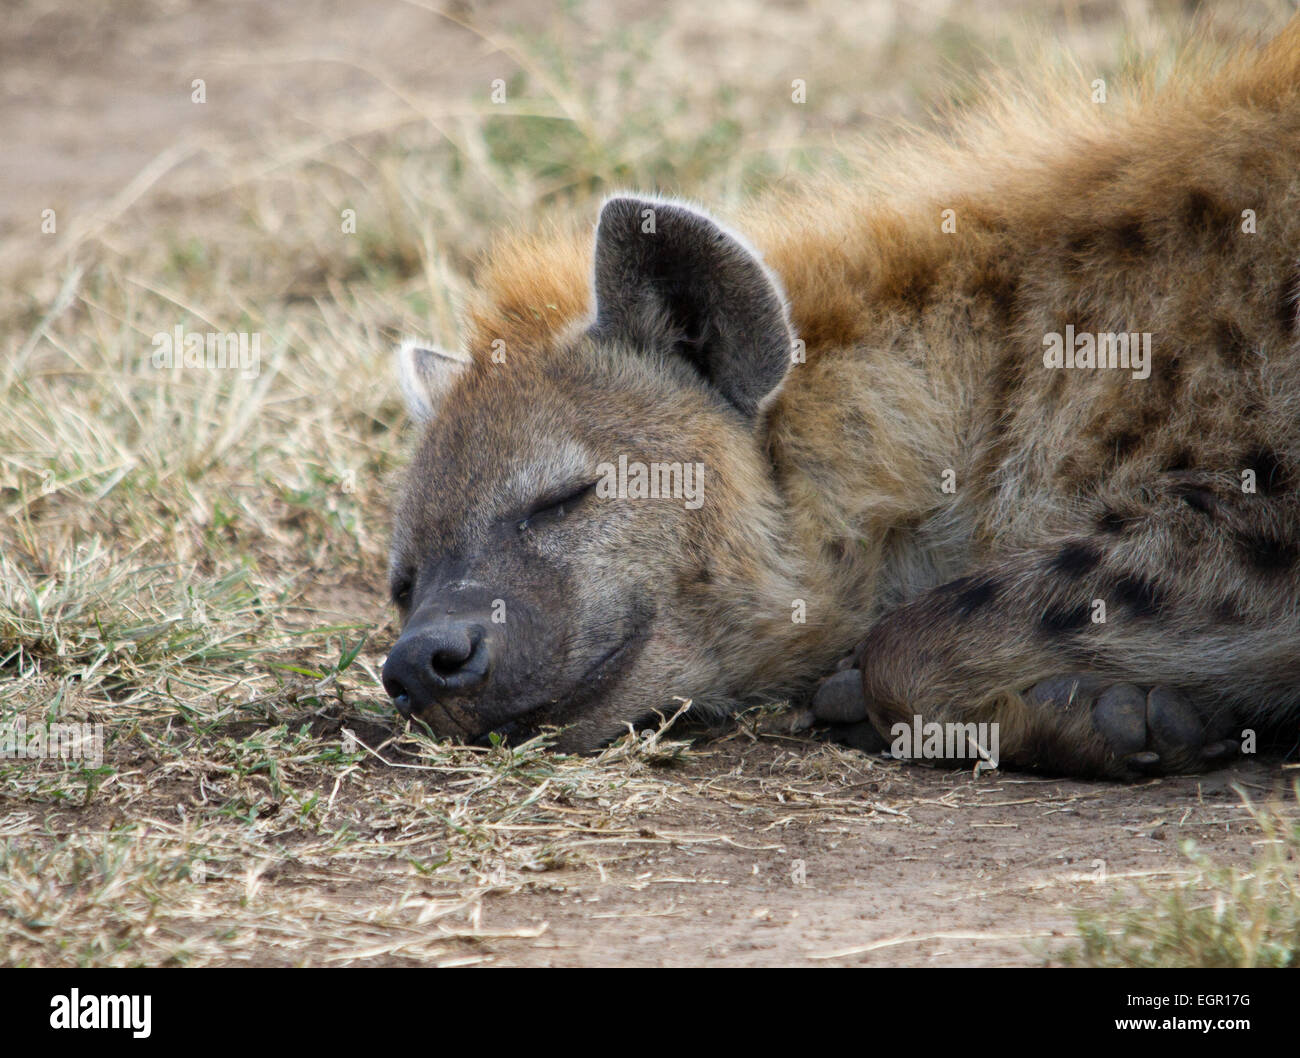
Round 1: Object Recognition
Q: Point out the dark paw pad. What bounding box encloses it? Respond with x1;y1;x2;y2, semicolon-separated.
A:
1091;683;1147;756
811;668;869;723
1144;685;1203;759
1026;675;1238;774
810;668;889;754
1110;684;1237;772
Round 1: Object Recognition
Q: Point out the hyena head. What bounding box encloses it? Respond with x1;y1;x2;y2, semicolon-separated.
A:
383;196;822;750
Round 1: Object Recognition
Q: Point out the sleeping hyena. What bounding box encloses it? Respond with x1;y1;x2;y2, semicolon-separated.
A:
382;23;1300;778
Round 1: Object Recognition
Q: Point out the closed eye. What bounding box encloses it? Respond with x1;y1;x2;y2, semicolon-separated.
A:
390;573;414;608
516;480;599;532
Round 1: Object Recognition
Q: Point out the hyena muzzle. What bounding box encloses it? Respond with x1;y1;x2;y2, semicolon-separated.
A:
382;24;1300;777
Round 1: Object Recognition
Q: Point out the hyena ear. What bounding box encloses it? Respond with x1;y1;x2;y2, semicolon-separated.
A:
396;339;468;422
590;196;793;419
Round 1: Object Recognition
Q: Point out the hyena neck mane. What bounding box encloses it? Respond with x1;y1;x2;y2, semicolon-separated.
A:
761;206;979;631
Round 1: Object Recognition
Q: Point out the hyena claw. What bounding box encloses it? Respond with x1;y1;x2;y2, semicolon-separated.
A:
1200;740;1239;762
1123;750;1163;772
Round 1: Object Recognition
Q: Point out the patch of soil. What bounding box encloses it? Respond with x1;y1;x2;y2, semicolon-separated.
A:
405;747;1290;966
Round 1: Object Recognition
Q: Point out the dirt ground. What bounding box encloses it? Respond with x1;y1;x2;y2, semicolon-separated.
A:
465;757;1289;967
25;699;1294;967
3;0;1299;967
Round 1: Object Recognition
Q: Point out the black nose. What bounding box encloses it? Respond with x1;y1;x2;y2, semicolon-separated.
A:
382;619;491;715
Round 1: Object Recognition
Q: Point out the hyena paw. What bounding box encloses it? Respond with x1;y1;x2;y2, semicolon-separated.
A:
1026;676;1238;774
809;667;889;753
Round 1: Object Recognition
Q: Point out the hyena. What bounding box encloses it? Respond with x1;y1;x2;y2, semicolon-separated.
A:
383;23;1300;777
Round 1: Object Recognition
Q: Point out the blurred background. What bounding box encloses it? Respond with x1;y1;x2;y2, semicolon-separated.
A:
3;1;1294;285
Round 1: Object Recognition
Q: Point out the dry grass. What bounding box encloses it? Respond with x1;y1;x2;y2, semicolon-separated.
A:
1062;787;1300;967
0;709;705;966
2;0;1298;966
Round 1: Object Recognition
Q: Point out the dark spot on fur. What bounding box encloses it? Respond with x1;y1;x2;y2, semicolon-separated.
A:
1244;446;1290;495
943;575;1001;616
1162;448;1193;473
1110;215;1147;256
1181;189;1233;237
1212;317;1250;369
1153;354;1183;402
1064;231;1092;261
1039;601;1092;634
1114;572;1163;617
1134;401;1172;437
1097;508;1130;533
884;259;937;314
1178;487;1217;515
968;268;1020;326
1106;432;1143;464
904;274;935;312
1237;531;1298;573
1049;541;1103;578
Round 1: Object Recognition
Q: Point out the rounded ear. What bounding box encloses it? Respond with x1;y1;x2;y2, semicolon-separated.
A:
589;196;794;419
396;339;469;422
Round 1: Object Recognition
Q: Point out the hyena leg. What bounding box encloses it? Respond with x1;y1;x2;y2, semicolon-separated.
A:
840;533;1300;778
